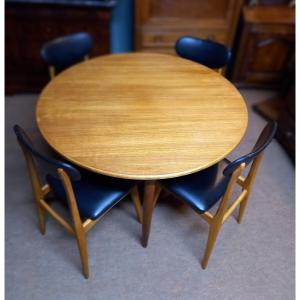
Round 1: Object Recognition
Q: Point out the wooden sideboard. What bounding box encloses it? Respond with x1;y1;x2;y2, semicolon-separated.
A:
134;0;244;55
277;84;295;162
231;5;295;87
5;0;116;94
269;57;295;161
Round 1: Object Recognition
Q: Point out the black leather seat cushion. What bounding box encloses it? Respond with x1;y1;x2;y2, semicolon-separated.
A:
160;160;230;214
46;172;135;220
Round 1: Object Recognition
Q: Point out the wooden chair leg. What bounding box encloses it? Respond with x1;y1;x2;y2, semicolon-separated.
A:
142;180;156;248
74;229;89;279
58;169;90;278
49;66;55;80
37;203;47;235
201;221;222;269
130;186;143;223
237;194;250;224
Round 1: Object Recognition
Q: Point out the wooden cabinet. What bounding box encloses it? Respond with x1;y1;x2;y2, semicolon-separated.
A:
135;0;243;54
276;66;295;162
231;6;295;87
5;1;116;94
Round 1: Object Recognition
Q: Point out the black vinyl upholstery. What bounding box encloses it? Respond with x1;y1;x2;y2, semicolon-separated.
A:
175;36;231;69
223;122;277;176
161;160;230;214
14;125;80;180
160;122;277;214
46;173;134;220
14;125;135;220
40;32;93;71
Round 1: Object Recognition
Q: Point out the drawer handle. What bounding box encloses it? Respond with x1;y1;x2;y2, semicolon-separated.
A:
258;38;276;47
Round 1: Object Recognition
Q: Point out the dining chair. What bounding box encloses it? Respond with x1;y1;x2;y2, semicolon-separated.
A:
14;125;142;279
175;36;231;72
40;32;93;79
157;121;277;268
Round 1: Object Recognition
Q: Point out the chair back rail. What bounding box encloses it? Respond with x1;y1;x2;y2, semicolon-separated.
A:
41;32;93;78
13;125;82;233
218;122;277;220
175;36;231;69
14;125;81;182
223;121;277;177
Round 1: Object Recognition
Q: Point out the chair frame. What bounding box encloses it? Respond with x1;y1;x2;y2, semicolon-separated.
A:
48;55;89;80
150;149;265;269
198;152;262;269
18;136;142;279
175;36;231;74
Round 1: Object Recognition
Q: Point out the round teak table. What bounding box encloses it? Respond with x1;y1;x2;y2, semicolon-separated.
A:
36;52;248;247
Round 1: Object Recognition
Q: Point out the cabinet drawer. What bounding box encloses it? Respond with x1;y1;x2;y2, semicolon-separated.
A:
142;31;227;48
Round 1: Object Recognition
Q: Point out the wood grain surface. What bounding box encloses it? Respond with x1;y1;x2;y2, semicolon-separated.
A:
36;52;248;180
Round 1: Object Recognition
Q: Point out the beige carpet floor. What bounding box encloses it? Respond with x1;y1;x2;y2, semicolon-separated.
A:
5;89;294;300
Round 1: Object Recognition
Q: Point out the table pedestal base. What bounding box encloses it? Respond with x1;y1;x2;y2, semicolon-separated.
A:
142;181;161;247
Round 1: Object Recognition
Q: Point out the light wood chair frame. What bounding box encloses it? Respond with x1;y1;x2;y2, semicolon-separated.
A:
48;55;89;80
150;150;265;269
19;141;142;279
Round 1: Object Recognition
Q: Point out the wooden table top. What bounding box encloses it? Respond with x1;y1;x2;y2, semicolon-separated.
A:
36;52;248;180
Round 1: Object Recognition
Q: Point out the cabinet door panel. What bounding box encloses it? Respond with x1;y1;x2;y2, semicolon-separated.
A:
135;0;243;52
233;29;294;86
247;33;293;73
5;4;111;94
150;0;231;19
143;31;226;48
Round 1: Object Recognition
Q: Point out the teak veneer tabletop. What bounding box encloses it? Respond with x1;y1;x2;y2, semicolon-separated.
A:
36;52;248;180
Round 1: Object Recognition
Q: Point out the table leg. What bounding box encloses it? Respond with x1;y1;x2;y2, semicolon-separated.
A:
142;180;156;248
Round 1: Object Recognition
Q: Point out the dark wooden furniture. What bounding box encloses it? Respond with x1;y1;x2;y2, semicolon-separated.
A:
247;0;291;4
277;88;295;161
5;0;116;94
231;5;295;87
252;55;294;161
135;0;243;55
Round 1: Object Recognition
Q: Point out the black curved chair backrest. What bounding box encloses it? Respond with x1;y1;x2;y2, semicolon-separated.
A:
14;125;81;181
223;122;277;177
40;32;93;71
175;36;231;69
